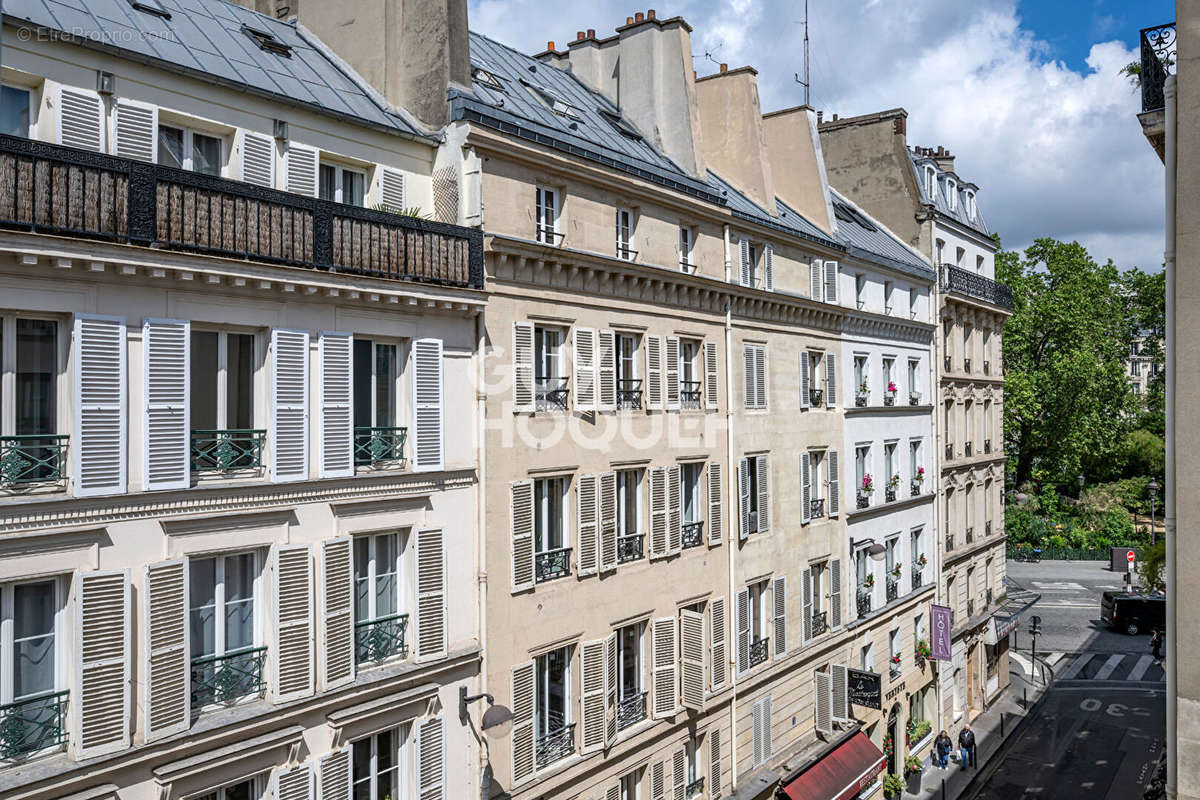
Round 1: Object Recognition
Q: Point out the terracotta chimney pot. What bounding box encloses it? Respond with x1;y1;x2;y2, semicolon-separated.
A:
547;41;555;51
576;30;585;40
635;11;644;22
588;28;596;37
627;16;634;24
719;63;728;72
648;9;656;19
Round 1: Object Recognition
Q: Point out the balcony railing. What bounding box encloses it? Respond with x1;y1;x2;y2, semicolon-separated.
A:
0;690;68;760
986;588;994;606
680;380;702;410
964;441;973;458
0;434;68;486
686;777;705;799
535;547;572;582
749;637;770;667
965;526;974;544
616;691;647;730
983;360;991;376
1141;23;1176;113
939;265;1013;310
985;520;992;537
964;358;972;374
535;376;570;412
191;429;266;472
911;480;923;497
536;715;574;769
617;534;644;563
909;393;922;406
812;610;829;636
682;521;704;549
856;392;869;407
984;438;992;454
945;534;955;552
354;426;407;466
0;133;483;287
889;661;902;681
912;565;924;589
857;591;873;617
945;443;954;460
885;486;897;503
809;388;824;406
190;646;267;707
967;599;976;618
810;498;826;519
944;356;952;372
884;393;896;407
355;613;409;665
617;378;643;410
856;490;871;510
747;511;759;535
886;577;899;603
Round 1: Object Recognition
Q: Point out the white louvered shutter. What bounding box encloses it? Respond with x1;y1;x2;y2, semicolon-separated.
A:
828;450;841;517
645;335;663;409
73;568;130;758
511;481;535;592
598;330;616;410
738;459;749;540
113;99;156;162
772;576;787;657
286;142;319;196
739;238;751;287
650;467;668;558
763;243;774;291
317;747;352;800
412;338;444;472
607;786;622;800
704;341;719;408
708;462;723;546
270;328;310;482
668;464;682;553
142;318;190;491
665;336;680;409
709;729;723;799
57;86;103;152
814;671;832;734
801;452;812;524
273;544;314;702
599;472;617;572
810;258;823;301
143;559;188;740
605;632;618;744
735;588;750;675
824;260;839;303
831;664;850;722
577;474;598;576
672;747;687;800
652;616;677;718
416;528;447;659
825;353;837;407
319;332;354;479
318;538;354;690
580;637;606;753
240;131;276;188
74;315;126;497
743;346;755;408
275;762;314;800
573;327;597;411
752;696;772;765
801;568;814;643
829;558;843;629
756;455;770;533
754;346;766;409
511;661;536;784
379;166;406;210
680;609;705;710
651;761;667;800
710;596;727;690
800;351;811;409
513;323;535;411
417;716;446;800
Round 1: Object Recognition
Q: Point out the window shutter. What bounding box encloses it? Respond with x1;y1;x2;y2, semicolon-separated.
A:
752;697;767;765
743;346;755;408
645;335;663;409
113;99;156;162
772;576;786;657
828;450;840;517
665;336;680;409
142;318;190;491
416;528;447;659
74;315;127;497
651;760;667;800
270;328;310;482
577;474;598;576
829;558;843;629
736;588;750;675
707;462;723;546
763;243;774;291
824;260;839;303
573;327;597;411
825;353;837;407
650;466;668;558
800;351;811;409
513;322;535;411
511;481;535;592
651;616;677;718
801;568;813;643
709;728;723;799
57;86;103;152
814;671;833;735
598;330;616;410
286;142;319;196
606;786;621;800
672;747;687;800
580;637;607;753
417;716;446;800
754;347;767;409
831;664;850;722
240;131;276;187
739;238;751;286
143;559;189;740
318;538;354;690
800;453;812;524
704;341;719;408
510;661;536;784
810;258;823;301
412;338;444;472
738;459;749;540
756;455;769;533
275;762;314;800
709;596;727;690
605;632;618;743
316;747;352;800
668;464;682;553
72;568;130;758
273;544;314;702
318;332;354;479
599;472;618;572
680;609;705;710
379;166;406;210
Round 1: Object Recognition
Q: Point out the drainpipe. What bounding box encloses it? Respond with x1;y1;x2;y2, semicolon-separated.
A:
929;224;947;735
474;309;490;799
1164;72;1178;800
723;223;740;788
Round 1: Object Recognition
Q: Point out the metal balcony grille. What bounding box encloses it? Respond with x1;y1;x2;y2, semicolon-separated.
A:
809;388;824;406
190;646;267;707
946;534;955;552
354;426;407;466
810;498;826;519
964;441;973;458
1141;23;1176;113
617;534;644;563
964;358;972;374
191;429;265;472
680;380;702;409
535;547;572;582
939;265;1013;309
0;434;67;486
616;378;643;410
355;613;409;664
749;637;769;667
616;691;647;730
0;691;68;759
857;490;871;510
965;526;974;544
536;715;574;769
682;521;704;549
811;610;828;636
535;376;570;411
886;577;899;603
857;591;873;617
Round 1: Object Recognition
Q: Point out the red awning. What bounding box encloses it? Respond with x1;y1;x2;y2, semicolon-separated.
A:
779;732;886;800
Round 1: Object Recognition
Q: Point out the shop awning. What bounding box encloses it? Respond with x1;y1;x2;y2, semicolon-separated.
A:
778;732;885;800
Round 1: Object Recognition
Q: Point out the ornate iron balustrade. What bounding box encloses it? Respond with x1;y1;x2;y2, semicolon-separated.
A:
809;388;824;406
535;547;572;582
0;690;68;760
939;265;1013;310
944;356;952;373
856;393;869;407
535;376;570;412
945;443;954;460
984;438;992;454
682;521;704;549
985;520;992;536
0;434;67;486
190;646;267;707
617;534;644;563
886;577;899;603
811;610;829;636
856;490;871;510
965;526;974;544
355;613;409;665
616;379;643;410
909;393;922;406
857;591;873;617
885;486;897;503
964;358;972;374
616;691;647;730
945;534;955;552
884;393;896;407
810;498;826;519
191;429;266;472
911;565;924;589
911;480;923;497
680;380;702;409
889;662;903;681
1141;23;1176;113
964;441;973;458
967;599;976;618
749;637;770;667
686;777;705;799
0;133;483;287
983;360;991;376
536;718;575;769
354;426;407;466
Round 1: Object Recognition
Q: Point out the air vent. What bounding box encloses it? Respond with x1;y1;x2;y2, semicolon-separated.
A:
242;24;293;57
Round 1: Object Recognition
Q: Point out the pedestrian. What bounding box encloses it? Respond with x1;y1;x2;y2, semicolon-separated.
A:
1151;628;1163;663
935;730;953;769
958;724;977;769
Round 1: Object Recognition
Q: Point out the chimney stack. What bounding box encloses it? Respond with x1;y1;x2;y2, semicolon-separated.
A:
588;28;596;37
547;41;555;51
719;63;728;73
695;65;777;213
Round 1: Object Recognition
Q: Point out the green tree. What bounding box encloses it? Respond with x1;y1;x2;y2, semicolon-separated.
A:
1122;268;1166;436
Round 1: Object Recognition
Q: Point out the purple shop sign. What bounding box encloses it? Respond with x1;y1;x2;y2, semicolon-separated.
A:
931;604;953;661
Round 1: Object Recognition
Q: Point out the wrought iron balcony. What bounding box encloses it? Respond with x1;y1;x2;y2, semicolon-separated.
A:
810;498;826;519
812;610;829;636
809;388;824;406
967;599;976;618
680;380;702;410
889;662;903;682
965;526;974;544
686;777;705;799
884;394;896;407
536;715;574;769
617;534;644;563
964;358;972;373
857;591;873;617
535;546;572;582
856;490;871;510
911;480;923;497
0;434;67;487
985;520;992;537
886;577;899;603
749;636;769;667
747;511;759;534
885;486;897;503
682;521;705;549
355;613;409;665
354;426;407;466
1141;23;1176;113
191;429;266;472
190;646;267;707
944;356;952;372
946;443;954;460
986;588;994;606
984;438;992;454
616;378;643;410
939;265;1013;310
0;133;482;287
0;690;68;760
945;534;955;552
535;376;570;412
616;691;647;730
910;393;922;406
856;392;869;407
983;360;991;376
911;565;924;589
964;441;973;458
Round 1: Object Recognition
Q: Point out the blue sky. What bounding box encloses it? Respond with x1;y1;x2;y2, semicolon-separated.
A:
1018;0;1174;73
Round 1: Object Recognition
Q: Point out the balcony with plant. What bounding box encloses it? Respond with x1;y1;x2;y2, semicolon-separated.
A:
911;467;925;496
885;381;898;406
886;473;900;503
857;474;874;509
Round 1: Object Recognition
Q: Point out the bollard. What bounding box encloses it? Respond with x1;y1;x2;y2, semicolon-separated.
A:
942;778;946;799
1023;687;1027;709
1001;713;1005;738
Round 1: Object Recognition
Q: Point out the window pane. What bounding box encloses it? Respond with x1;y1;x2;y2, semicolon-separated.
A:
352;737;372;793
354;537;371;621
375;534;398;618
191;332;219;430
224;779;254;800
189;558;217;657
343;171;365;206
375;344;396;427
13;581;56;699
192;133;221;175
158;126;185;169
319;164;338;202
224;554;256;651
15;319;57;435
1;86;30;137
353;339;373;430
226;333;255;430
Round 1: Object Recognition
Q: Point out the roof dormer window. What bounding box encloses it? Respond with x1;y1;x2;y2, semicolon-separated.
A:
966;191;977;220
472;65;505;92
924;165;936;198
946;178;957;211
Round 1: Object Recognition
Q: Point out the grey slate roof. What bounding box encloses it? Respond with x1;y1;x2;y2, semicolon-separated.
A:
829;188;934;281
707;171;842;251
3;0;424;137
908;151;990;237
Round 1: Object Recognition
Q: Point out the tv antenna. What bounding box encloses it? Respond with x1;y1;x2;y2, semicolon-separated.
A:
793;0;810;106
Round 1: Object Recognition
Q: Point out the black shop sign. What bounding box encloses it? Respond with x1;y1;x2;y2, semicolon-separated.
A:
847;668;882;710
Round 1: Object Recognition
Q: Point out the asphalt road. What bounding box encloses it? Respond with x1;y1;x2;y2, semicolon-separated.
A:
1006;559;1134;655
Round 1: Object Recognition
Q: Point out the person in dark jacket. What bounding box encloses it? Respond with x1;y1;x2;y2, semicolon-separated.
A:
935;731;953;768
958;724;977;768
1151;628;1163;663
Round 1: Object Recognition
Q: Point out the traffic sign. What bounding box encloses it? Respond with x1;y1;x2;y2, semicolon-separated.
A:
1127;550;1136;563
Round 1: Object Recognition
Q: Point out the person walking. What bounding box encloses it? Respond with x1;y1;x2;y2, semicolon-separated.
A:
958;724;977;768
935;730;953;769
1151;628;1163;664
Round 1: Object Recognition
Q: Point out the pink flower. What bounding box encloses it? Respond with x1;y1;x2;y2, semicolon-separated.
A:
888;381;898;393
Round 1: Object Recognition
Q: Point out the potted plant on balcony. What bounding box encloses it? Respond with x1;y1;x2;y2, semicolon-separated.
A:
887;473;900;501
904;755;925;793
912;466;925;496
890;561;903;580
862;573;875;591
915;638;931;667
883;773;906;800
857;379;869;406
886;380;898;405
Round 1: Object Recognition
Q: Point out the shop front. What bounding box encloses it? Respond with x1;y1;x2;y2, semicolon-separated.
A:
777;730;886;800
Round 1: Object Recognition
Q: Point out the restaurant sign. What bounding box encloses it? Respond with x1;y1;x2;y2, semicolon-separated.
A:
847;667;882;709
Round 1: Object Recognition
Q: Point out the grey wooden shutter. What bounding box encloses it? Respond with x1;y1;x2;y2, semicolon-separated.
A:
412;338;444;472
831;664;850;722
270;328;310;482
825;352;837;407
74;315;127;497
672;747;687;800
707;462;723;546
824;260;839;303
273;544;314;701
286;142;319;196
801;452;812;524
680;609;705;710
738;459;750;540
771;576;786;657
275;762;314;800
710;596;727;690
240;131;276;188
800;351;811;409
72;568;130;758
142;318;190;491
510;661;536;784
651;761;667;800
511;481;535;592
573;327;597;411
143;559;188;740
665;336;680;409
318;538;354;690
828;450;841;517
752;697;770;765
646;335;663;409
756;456;770;533
606;786;621;800
754;346;766;408
814;671;833;734
598;330;616;410
810;258;823;301
318;332;354;479
829;558;843;629
739;238;751;286
415;528;447;659
599;472;618;572
417;716;446;800
650;467;669;558
316;747;352;800
57;86;103;152
577;474;598;576
580;637;606;753
704;341;719;408
605;633;618;743
709;729;723;799
736;588;750;675
113;99;156;162
668;464;682;553
743;345;755;408
763;243;774;291
651;616;677;718
513;322;535;411
801;568;814;643
379;166;406;210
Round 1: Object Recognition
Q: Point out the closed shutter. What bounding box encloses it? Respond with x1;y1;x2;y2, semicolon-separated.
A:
709;596;727;690
651;616;677;718
735;588;750;675
828;451;841;517
814;671;832;734
709;728;723;799
800;350;811;409
417;716;446;800
318;538;354;690
573;327;597;411
772;576;786;657
273;544;314;701
142;318;190;491
824;260;839;303
605;632;618;743
74;315;127;497
412;338;444;472
275;762;314;800
511;481;535;592
416;528;447;659
598;330;616;410
738;459;749;540
650;467;668;558
707;463;723;546
286;142;319;196
240;131;276;188
743;346;755;408
113;99;156;162
606;786;621;800
379;166;406;210
513;323;535;411
57;86;103;152
645;335;663;409
318;332;354;479
580;637;607;753
802;568;813;643
672;747;687;800
763;243;774;291
754;347;766;409
270;328;310;482
510;661;536;784
651;760;667;800
810;258;823;301
756;456;770;533
143;559;188;740
668;464;682;553
739;238;751;286
825;352;837;407
801;453;812;524
829;558;843;628
316;747;352;800
704;341;719;408
665;336;680;409
680;609;705;710
72;568;130;758
831;664;850;722
752;697;771;766
577;474;598;576
599;472;617;572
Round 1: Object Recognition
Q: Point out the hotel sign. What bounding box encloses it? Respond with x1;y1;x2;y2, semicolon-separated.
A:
931;604;953;661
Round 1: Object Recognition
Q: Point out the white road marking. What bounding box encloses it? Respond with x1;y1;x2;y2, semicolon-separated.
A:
1031;581;1089;591
1094;654;1125;680
1011;651;1033;674
1034;602;1100;608
1048;652;1069;669
1060;653;1095;680
1127;655;1155;682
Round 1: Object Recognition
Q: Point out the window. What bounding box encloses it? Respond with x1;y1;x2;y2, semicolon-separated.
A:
935;239;945;265
536;646;572;765
354;532;407;664
966;191;977;220
319;163;366;206
924;166;936;198
193;777;261;800
743;454;768;534
536;187;561;244
0;317;62;486
616;208;636;260
534;326;565;411
746;243;759;288
910;440;922;494
861;641;874;673
617;623;645;729
964;399;973;449
679;226;694;272
190;331;257;472
909;288;918;318
855;445;870;506
748;580;769;645
956;247;965;267
616;333;640;409
884;281;893;314
534;477;569;581
352;724;412;800
882;357;895;399
189;552;262;707
682;463;703;526
884;442;897;498
910;528;924;585
855;274;866;309
353;338;402;466
680;339;700;408
159;124;222;175
686;737;700;793
0;577;65;756
1;85;32;137
889;629;901;677
809;450;824;504
808;351;824;406
946;179;957;210
743;344;766;409
907;359;920;401
620;769;642;800
976;254;985;272
617;469;643;563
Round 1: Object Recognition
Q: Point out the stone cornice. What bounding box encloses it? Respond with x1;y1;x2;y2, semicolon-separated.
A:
842;312;935;342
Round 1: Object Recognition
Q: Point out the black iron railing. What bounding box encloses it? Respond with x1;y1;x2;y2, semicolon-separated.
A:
536;376;570;411
885;486;897;503
190;646;267;707
535;547;572;582
886;577;899;603
355;613;409;664
964;441;973;458
617;534;644;563
856;393;868;407
911;480;923;497
857;591;873;617
616;378;643;410
809;388;824;406
0;434;68;486
889;661;902;681
984;438;992;454
354;426;406;466
986;588;994;606
967;599;976;618
884;394;896;407
682;521;704;549
680;380;702;409
1141;23;1176;113
912;565;924;589
536;717;574;769
749;637;769;667
985;520;992;537
857;490;871;510
983;360;991;376
940;265;1013;310
944;356;952;372
946;534;955;552
965;526;974;544
746;511;759;535
910;393;922;406
0;691;68;759
945;443;954;460
964;358;972;374
191;429;266;472
686;777;705;799
616;691;647;730
810;498;826;519
812;610;828;636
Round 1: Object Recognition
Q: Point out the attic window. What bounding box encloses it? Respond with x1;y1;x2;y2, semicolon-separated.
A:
833;202;877;232
600;109;642;141
524;82;581;120
966;191;976;220
127;0;171;18
946;179;957;211
924;165;936;198
472;66;505;92
242;24;293;58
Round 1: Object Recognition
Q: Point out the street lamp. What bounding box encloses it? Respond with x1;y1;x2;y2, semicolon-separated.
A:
1148;478;1161;546
460;689;514;800
851;537;888;562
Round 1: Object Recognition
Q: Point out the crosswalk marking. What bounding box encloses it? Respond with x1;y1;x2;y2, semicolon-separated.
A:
1048;652;1069;669
1093;653;1125;680
1059;652;1095;680
1127;655;1155;682
1010;651;1032;674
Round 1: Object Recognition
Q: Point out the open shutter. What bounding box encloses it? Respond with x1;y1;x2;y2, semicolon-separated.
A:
704;341;719;408
379;166;406;210
756;455;770;533
510;661;536;784
743;346;755;408
738;459;749;540
707;462;723;546
825;353;837;407
800;351;811;409
417;716;446;800
802;568;814;643
275;762;314;800
739;238;751;286
73;568;130;758
680;609;705;710
831;664;850;722
755;347;766;408
668;465;682;553
511;481;535;592
271;328;310;482
318;538;354;690
573;327;597;411
74;315;127;497
598;330;616;410
710;596;727;690
810;258;823;301
829;558;843;629
285;142;319;196
828;450;841;517
142;318;190;491
580;637;607;753
709;729;723;799
513;323;535;411
645;335;663;409
273;544;314;702
316;747;352;800
113;99;156;162
736;588;750;675
814;672;833;734
650;467;668;559
665;336;680;409
319;332;354;479
577;474;598;576
772;576;786;657
412;338;444;472
599;472;618;572
652;617;677;718
651;761;667;800
605;633;618;743
824;260;839;303
672;747;687;800
143;559;188;740
57;86;103;152
415;528;447;659
763;243;774;291
800;453;812;524
240;131;276;188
